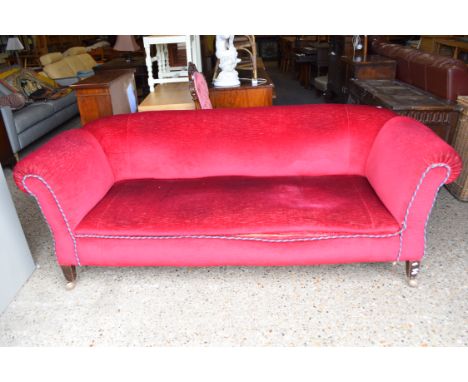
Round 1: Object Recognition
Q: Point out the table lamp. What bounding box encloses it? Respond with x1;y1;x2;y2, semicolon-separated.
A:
6;37;24;67
113;35;140;62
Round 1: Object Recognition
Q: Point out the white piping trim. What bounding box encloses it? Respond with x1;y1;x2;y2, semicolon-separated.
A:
22;174;81;266
75;231;403;242
396;163;451;261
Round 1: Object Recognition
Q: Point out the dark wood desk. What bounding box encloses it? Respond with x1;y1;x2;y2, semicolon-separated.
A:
93;56;155;101
208;64;275;108
70;69;137;125
349;79;461;143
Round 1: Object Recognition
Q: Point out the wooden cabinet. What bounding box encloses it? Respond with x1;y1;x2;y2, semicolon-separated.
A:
70;69;137;125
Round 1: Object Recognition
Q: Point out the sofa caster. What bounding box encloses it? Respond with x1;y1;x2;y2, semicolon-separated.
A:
61;265;77;289
406;260;420;287
65;281;76;290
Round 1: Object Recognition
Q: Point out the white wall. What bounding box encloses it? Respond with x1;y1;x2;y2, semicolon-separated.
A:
0;167;35;314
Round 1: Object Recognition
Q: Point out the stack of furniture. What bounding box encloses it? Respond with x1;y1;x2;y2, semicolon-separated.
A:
348;39;468;143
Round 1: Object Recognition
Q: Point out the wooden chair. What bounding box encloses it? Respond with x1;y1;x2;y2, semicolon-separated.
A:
188;62;213;109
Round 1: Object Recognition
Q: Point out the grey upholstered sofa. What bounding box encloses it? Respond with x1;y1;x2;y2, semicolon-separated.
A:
0;82;78;156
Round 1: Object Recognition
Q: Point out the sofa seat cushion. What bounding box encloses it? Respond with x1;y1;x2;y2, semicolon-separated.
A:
46;91;76;113
75;175;400;239
14;102;54;134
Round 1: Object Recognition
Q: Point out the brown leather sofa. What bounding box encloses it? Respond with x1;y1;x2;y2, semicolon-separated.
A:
371;40;468;102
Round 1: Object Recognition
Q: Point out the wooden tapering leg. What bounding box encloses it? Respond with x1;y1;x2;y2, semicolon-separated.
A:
405;261;420;287
61;265;77;290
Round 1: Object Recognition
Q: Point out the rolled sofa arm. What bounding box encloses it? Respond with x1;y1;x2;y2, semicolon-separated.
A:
13;129;114;265
366;116;462;261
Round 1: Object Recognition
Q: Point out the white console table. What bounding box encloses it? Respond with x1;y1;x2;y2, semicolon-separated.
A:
143;35;202;91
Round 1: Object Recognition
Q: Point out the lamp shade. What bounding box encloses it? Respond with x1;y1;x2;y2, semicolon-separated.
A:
113;35;140;52
6;37;24;51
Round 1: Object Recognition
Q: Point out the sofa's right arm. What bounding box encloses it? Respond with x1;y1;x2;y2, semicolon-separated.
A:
14;129;114;265
365;116;462;262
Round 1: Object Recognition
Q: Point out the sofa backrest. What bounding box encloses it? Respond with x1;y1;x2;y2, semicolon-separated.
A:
63;46;87;56
371;41;468;101
84;104;396;182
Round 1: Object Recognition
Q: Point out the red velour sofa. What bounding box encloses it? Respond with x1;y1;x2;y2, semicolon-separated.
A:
14;104;462;288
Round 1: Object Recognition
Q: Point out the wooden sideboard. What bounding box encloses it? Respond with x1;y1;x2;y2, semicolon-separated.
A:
70;69;137;125
208;62;275;108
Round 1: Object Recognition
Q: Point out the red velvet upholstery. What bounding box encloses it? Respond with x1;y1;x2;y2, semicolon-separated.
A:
13;105;462;272
76;176;400;237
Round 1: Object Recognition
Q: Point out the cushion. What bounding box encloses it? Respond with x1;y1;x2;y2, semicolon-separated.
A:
75;53;98;70
0;67;71;101
193;71;212;109
63;46;87;56
43;59;76;79
0;93;26;109
39;52;63;66
76;175;400;238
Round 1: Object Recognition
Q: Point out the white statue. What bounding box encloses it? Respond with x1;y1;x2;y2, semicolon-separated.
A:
213;35;241;87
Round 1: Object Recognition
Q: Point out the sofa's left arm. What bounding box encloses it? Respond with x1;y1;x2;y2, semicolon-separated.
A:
13;129;114;265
